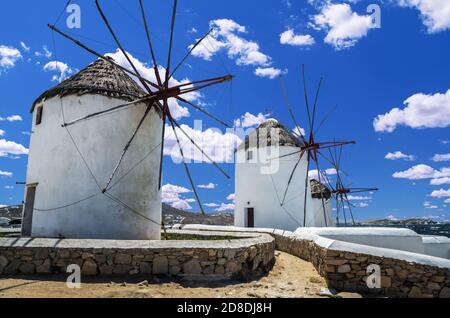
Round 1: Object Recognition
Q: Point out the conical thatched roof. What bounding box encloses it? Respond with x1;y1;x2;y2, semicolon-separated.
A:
310;179;332;200
237;119;302;151
31;57;146;111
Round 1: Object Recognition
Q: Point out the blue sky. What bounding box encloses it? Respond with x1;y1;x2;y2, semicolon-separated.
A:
1;0;450;221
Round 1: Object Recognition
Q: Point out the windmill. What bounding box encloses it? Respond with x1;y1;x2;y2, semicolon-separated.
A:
273;65;355;227
48;0;233;216
326;146;379;226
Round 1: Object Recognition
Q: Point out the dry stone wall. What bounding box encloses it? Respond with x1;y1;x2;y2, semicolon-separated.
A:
0;231;275;279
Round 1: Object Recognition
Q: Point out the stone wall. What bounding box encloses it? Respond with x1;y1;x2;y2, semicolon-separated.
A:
271;232;450;298
176;225;450;298
0;230;275;279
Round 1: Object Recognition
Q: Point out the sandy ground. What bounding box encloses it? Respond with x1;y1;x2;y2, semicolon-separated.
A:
0;251;362;298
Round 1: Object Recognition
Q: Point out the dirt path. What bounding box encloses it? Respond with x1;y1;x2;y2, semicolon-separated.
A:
0;251;361;298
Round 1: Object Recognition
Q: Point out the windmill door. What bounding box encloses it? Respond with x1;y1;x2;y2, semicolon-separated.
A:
22;184;37;237
246;208;254;228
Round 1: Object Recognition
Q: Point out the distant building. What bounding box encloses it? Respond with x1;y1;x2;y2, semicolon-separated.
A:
234;119;333;231
22;58;162;240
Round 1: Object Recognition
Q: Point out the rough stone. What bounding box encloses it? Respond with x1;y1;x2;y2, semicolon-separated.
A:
19;263;35;275
326;259;348;266
36;258;52;274
337;264;351;274
114;254;132;265
82;259;98;276
113;265;132;275
439;287;450;298
3;259;21;275
140;262;152;274
0;255;7;274
152;256;168;275
380;276;392;288
183;260;202;275
408;286;422;298
170;265;181;275
99;265;114;275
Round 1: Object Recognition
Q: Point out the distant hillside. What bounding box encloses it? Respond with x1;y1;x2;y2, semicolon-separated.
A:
0;204;233;226
162;203;233;226
0;205;22;219
359;218;439;226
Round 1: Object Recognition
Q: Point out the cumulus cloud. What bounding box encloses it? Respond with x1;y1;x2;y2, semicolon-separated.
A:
0;139;29;157
190;18;283;79
445;198;450;203
215;202;235;212
0;129;4;136
393;164;450;180
20;41;30;52
204;203;220;207
385;151;416;161
0;115;22;122
43;61;76;82
430;188;450;198
312;3;373;49
432;153;450;162
347;195;371;201
161;183;195;210
34;45;52;59
227;193;235;201
424;201;438;209
374;89;450;133
280;29;315;46
0;170;13;177
254;67;286;79
106;50;205;120
430;177;450;185
0;45;22;73
164;123;242;163
234;112;270;128
397;0;450;33
198;183;217;189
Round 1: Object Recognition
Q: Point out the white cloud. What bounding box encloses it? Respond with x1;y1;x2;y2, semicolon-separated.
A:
0;129;4;136
34;45;52;59
312;3;373;50
430;177;450;185
392;164;450;180
161;183;195;210
0;115;22;122
347;195;371;201
280;29;315;46
445;198;450;203
215;202;235;212
0;139;29;157
308;168;336;183
198;183;217;189
204;203;220;207
430;188;450;198
0;45;22;73
20;41;30;52
190;19;281;79
43;61;76;83
4;185;14;189
397;0;450;33
432;153;450;162
374;89;450;133
385;151;416;161
227;193;235;201
234;112;269;128
293;126;306;137
424;201;439;209
164;123;242;163
0;170;13;177
254;67;286;79
387;214;398;221
106;50;203;120
355;202;369;208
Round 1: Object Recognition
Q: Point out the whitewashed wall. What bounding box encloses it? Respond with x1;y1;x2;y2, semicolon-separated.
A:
234;146;322;231
26;94;162;240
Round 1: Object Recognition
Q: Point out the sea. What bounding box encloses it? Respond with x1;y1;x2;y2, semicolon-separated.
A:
352;223;450;238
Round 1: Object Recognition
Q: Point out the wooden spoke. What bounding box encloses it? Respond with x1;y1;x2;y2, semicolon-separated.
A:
95;0;154;94
169;28;214;80
103;105;152;192
171;118;230;179
176;96;230;128
165;0;178;88
139;0;163;86
303;152;311;227
310;77;323;134
168;117;205;215
301;64;313;133
312;150;328;227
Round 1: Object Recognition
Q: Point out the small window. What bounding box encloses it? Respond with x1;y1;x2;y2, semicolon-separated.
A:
246;150;253;161
36;106;43;125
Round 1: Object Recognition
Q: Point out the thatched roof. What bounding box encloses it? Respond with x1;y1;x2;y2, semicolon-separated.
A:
310;179;332;200
237;119;302;151
31;57;146;112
